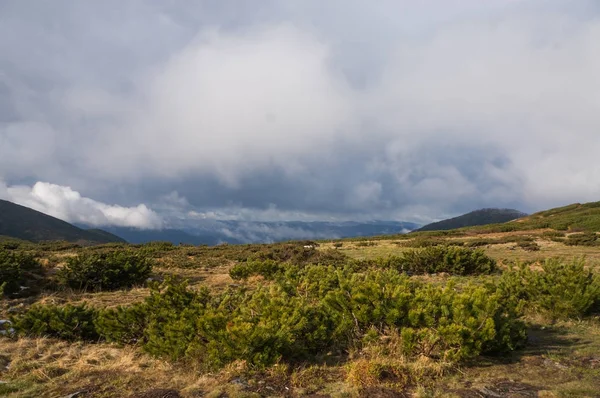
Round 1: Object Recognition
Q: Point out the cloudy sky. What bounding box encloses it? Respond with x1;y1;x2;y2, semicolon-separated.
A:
1;0;599;229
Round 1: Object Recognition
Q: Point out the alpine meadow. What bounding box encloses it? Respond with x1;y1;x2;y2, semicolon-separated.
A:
2;1;600;397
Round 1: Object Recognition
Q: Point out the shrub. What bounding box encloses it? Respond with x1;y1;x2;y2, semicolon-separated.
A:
394;246;497;275
565;233;599;247
95;303;148;345
229;260;284;280
95;268;526;368
463;239;493;248
138;241;176;258
332;242;343;248
517;241;540;251
356;241;377;247
400;238;445;248
57;251;153;291
542;231;565;238
247;244;348;267
96;279;213;361
499;258;600;319
0;249;44;297
11;304;99;341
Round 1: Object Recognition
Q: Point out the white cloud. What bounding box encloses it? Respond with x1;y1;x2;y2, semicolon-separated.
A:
1;1;600;221
0;181;163;229
84;24;356;185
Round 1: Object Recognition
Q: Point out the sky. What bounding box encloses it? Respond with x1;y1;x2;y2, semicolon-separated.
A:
1;0;600;229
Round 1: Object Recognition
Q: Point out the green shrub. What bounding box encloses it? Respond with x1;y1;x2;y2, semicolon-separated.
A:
356;241;377;247
400;238;446;248
11;304;99;341
499;258;600;319
229;260;284;280
0;249;44;297
118;267;524;367
463;239;493;247
95;303;148;344
247;244;348;267
565;233;599;246
137;241;176;258
542;231;565;238
517;241;540;251
392;246;497;275
57;251;153;291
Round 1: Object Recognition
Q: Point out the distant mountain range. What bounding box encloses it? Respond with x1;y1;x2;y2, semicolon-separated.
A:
0;199;419;245
100;220;420;245
415;208;527;232
5;197;600;245
0;199;125;244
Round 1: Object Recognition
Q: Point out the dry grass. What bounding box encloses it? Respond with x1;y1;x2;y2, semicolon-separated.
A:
0;337;202;397
2;236;600;397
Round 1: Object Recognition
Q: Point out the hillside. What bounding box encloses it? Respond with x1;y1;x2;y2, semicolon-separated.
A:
416;208;527;232
0;200;125;244
463;201;600;234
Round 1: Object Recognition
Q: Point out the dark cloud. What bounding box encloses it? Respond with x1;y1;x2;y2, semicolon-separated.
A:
1;0;599;227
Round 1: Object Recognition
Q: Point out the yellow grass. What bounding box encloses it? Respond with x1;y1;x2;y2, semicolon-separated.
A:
2;235;600;397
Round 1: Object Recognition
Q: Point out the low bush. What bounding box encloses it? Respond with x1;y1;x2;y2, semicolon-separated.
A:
385;246;497;275
356;241;377;247
94;267;525;368
463;239;493;247
95;302;149;345
57;250;153;291
138;241;176;257
542;231;565;238
517;241;540;251
564;233;599;246
11;304;99;341
0;249;44;297
399;238;446;248
499;258;600;319
247;244;348;267
229;260;284;280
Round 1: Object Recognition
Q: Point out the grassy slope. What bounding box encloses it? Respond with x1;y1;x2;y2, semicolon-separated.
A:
336;201;600;243
416;208;527;232
466;201;600;233
0;200;125;245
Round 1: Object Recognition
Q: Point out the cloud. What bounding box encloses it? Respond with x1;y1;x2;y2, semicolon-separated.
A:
1;1;600;223
0;181;163;229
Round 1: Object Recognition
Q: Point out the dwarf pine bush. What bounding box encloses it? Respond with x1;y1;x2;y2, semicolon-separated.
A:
499;258;600;319
92;265;526;368
359;246;497;276
11;304;99;341
0;249;43;297
229;259;284;280
57;250;153;291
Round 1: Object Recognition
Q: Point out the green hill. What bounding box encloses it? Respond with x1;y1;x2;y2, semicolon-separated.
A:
416;208;527;232
0;199;126;244
469;201;600;233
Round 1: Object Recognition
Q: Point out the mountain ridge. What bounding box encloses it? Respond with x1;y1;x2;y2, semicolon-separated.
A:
416;208;527;232
0;199;125;244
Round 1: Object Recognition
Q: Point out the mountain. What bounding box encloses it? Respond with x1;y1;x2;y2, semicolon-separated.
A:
102;220;420;245
470;201;600;233
416;208;527;232
0;200;126;244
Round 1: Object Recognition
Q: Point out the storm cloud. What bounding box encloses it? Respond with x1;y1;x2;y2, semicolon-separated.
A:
1;0;599;227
